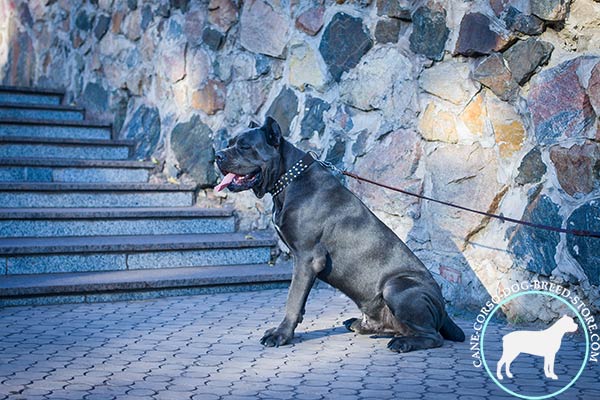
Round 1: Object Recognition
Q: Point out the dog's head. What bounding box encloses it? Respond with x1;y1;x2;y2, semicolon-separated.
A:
559;315;578;333
214;116;284;198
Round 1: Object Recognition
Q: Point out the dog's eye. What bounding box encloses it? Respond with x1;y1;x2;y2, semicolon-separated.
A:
238;143;251;151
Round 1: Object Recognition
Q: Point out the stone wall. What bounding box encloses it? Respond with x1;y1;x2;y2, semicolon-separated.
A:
1;0;599;319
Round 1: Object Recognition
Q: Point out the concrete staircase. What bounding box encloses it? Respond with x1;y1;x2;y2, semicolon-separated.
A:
0;86;291;307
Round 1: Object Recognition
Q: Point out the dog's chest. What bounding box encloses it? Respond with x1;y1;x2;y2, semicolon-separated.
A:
272;205;292;249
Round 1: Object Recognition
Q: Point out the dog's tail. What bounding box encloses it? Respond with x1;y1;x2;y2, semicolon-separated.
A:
440;314;465;342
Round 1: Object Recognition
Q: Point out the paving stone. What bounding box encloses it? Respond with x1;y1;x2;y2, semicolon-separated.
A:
126;388;157;396
0;288;597;400
191;394;219;400
293;394;324;400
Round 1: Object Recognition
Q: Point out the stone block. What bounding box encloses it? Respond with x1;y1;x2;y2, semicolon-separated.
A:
528;56;597;145
319;13;373;82
426;143;502;246
515;148;546;185
94;15;111;40
486;94;526;157
460;92;487;136
202;27;225;51
509;194;561;276
376;0;412;20
340;46;414;120
295;6;325;36
588;62;600;115
420;60;479;105
122;104;161;159
418;103;458;143
503;38;554;85
208;0;238;32
454;12;513;57
549;141;600;196
409;6;449;61
191;80;226;115
349;129;422;219
566;200;600;285
504;6;545;35
240;0;289;58
171;115;217;185
300;97;330;140
531;0;570;21
266;87;298;137
375;18;402;44
473;53;519;101
289;44;327;92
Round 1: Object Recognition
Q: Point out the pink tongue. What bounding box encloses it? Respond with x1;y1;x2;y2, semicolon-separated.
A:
214;173;237;192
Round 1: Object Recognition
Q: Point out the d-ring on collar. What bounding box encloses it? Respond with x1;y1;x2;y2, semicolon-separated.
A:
269;153;316;197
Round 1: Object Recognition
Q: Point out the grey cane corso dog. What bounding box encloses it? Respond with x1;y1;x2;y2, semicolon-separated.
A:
215;117;465;352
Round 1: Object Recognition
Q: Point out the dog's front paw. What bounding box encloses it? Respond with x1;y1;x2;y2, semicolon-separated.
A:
260;327;292;347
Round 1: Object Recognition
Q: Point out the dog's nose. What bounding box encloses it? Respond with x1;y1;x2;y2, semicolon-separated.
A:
215;151;225;163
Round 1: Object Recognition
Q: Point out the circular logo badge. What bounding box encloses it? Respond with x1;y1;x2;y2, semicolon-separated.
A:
480;290;590;400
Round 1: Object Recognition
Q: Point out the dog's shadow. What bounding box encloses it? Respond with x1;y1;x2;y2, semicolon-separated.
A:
292;325;350;343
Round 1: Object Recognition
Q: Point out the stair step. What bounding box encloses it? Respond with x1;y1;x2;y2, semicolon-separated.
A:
0;103;85;122
0;182;195;208
0;207;235;237
0;232;276;275
0;136;132;160
0;85;63;106
0;119;112;140
0;158;154;183
0;263;291;296
0;263;292;306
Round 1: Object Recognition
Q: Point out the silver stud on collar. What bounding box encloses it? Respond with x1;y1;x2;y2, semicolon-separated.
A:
270;157;312;197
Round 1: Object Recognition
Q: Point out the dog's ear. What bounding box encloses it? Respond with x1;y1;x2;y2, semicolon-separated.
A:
248;120;260;128
263;116;282;147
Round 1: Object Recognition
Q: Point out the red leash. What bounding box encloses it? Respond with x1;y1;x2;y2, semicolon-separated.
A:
341;170;600;239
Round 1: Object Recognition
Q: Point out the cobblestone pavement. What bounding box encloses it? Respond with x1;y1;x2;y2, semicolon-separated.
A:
1;287;598;400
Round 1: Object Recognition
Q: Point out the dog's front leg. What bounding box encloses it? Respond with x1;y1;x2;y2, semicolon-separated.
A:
260;257;320;347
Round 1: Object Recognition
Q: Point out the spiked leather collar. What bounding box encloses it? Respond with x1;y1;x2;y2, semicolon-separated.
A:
269;153;316;197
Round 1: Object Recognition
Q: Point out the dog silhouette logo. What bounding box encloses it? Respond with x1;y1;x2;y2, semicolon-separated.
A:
496;315;578;380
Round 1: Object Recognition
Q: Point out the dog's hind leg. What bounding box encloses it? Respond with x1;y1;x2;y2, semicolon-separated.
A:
504;352;517;379
497;349;517;380
343;311;390;335
382;277;444;353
